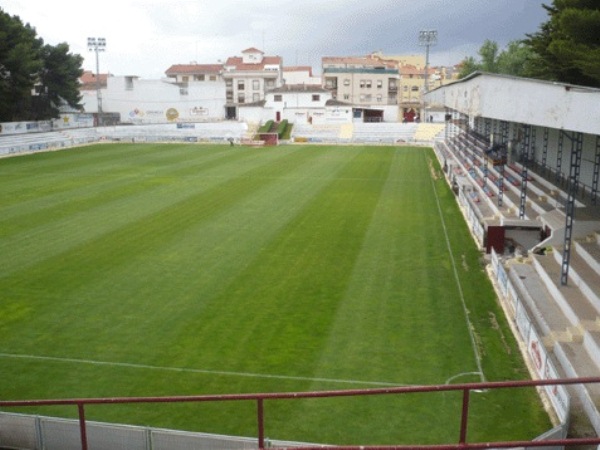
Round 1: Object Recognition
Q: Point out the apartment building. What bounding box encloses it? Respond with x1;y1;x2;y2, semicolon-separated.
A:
322;55;400;122
222;47;283;119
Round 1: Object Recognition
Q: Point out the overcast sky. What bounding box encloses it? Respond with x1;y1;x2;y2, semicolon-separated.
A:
2;0;549;79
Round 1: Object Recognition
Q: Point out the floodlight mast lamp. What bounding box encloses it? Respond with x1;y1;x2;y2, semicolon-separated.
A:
87;37;106;126
419;30;437;95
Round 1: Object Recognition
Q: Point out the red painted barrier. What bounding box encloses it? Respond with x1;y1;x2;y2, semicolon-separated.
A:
1;376;599;450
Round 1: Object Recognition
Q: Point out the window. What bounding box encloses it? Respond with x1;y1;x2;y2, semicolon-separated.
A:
377;94;383;102
182;76;189;82
325;77;337;89
195;74;205;81
411;86;419;92
344;78;350;86
226;80;233;87
274;94;283;102
238;80;245;90
253;80;260;90
360;80;366;88
403;85;408;92
179;88;188;96
209;75;217;81
364;94;372;102
312;94;320;102
343;94;350;100
365;80;372;88
377;80;383;89
238;93;245;103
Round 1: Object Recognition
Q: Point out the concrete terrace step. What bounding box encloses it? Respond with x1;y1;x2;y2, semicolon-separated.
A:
576;238;600;277
553;340;600;435
583;329;600;363
553;247;600;313
532;253;600;326
507;263;600;437
508;261;574;343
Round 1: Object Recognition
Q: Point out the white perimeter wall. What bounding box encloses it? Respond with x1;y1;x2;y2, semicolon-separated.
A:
84;77;227;124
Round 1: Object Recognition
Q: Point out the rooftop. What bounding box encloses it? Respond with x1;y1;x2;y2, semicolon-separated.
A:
165;64;223;76
224;55;283;71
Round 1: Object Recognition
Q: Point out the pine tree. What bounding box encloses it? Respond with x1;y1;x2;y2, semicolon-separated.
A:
0;8;84;121
524;0;600;87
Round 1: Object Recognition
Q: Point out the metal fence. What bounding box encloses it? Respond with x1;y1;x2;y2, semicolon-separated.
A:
0;412;312;450
2;377;600;450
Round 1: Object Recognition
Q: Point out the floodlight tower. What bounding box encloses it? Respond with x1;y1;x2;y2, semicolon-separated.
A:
418;30;437;94
87;37;106;126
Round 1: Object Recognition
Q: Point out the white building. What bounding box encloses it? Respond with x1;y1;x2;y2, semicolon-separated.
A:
88;75;227;124
223;48;284;120
283;66;321;86
264;84;332;124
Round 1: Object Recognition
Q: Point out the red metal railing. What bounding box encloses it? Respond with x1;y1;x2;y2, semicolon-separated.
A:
1;376;599;450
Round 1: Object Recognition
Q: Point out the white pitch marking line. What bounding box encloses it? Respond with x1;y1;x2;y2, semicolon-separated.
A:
0;352;406;387
429;172;486;383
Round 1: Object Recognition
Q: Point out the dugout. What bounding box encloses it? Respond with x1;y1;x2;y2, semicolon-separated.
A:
485;219;542;255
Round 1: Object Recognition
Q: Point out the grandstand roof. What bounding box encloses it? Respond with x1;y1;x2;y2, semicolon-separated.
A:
425;71;600;136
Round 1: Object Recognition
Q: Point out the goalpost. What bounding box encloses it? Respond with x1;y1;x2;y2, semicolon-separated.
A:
257;132;279;146
239;133;279;147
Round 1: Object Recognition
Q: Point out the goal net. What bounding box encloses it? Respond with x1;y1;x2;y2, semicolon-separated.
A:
257;132;279;146
239;133;279;147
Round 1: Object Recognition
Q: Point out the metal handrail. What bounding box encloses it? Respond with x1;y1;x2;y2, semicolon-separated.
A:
1;376;599;450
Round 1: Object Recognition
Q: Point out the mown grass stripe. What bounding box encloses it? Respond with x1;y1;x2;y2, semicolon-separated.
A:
0;145;250;221
0;145;306;276
169;147;397;378
0;147;360;360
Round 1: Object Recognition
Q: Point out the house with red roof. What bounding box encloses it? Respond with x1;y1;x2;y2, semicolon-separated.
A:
164;64;224;83
222;48;283;120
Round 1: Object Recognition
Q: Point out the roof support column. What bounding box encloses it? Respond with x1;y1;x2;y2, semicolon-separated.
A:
519;124;531;219
561;131;583;285
592;135;600;206
555;131;564;186
541;128;549;175
497;121;510;209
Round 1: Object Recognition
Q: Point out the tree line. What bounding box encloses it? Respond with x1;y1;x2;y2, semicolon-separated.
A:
0;8;83;123
459;0;600;87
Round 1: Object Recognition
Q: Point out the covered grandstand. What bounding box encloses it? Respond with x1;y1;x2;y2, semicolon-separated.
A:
426;71;600;438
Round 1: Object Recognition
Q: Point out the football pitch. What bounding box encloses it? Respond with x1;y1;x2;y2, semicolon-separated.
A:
0;143;550;445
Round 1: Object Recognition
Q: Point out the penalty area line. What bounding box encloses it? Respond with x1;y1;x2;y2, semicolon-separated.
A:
0;352;404;388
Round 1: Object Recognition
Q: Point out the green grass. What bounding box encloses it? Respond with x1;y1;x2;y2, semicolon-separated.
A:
0;143;550;445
